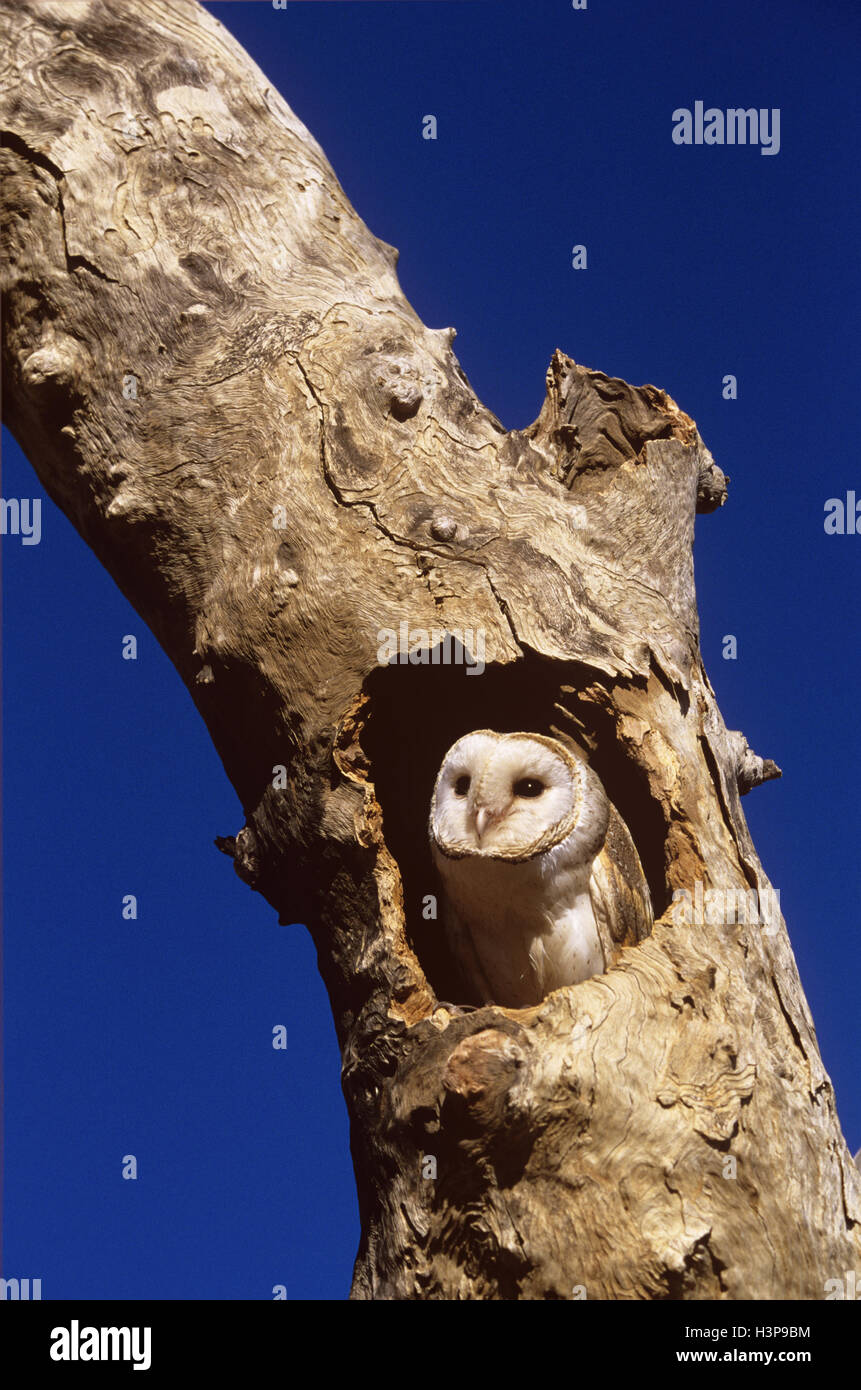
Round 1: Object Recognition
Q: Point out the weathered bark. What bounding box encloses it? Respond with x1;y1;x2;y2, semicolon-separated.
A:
2;0;858;1300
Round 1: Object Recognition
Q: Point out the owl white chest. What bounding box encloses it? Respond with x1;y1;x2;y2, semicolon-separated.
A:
434;835;605;1007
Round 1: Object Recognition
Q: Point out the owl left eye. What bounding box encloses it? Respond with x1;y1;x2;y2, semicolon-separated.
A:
513;778;544;797
454;775;471;796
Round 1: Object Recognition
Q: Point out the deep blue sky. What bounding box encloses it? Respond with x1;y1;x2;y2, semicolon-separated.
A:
3;0;859;1300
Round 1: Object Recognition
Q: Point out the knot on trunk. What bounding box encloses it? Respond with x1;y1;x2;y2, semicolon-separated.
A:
442;1028;529;1133
375;355;423;420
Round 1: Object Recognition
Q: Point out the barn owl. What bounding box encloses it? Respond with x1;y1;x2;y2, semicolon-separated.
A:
429;730;653;1008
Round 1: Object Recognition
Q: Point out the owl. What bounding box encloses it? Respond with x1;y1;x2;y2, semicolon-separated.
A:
429;730;653;1008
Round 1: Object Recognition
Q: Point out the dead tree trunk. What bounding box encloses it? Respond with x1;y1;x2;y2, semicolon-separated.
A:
2;0;858;1300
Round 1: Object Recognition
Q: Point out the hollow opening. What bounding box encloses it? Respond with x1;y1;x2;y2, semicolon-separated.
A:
362;650;669;1004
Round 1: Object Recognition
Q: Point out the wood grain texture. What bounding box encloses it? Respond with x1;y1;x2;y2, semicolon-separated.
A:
2;0;858;1299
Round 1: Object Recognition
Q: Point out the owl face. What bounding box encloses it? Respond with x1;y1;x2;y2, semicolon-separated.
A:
431;730;589;861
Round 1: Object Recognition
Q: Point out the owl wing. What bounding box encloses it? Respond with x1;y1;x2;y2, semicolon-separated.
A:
588;801;653;967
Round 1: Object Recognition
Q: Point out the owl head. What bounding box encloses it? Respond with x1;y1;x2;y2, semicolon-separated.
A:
430;730;609;863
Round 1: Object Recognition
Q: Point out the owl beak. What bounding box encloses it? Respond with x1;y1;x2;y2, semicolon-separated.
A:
474;805;503;840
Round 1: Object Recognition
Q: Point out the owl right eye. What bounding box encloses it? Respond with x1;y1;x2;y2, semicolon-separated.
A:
513;777;545;797
454;775;471;796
